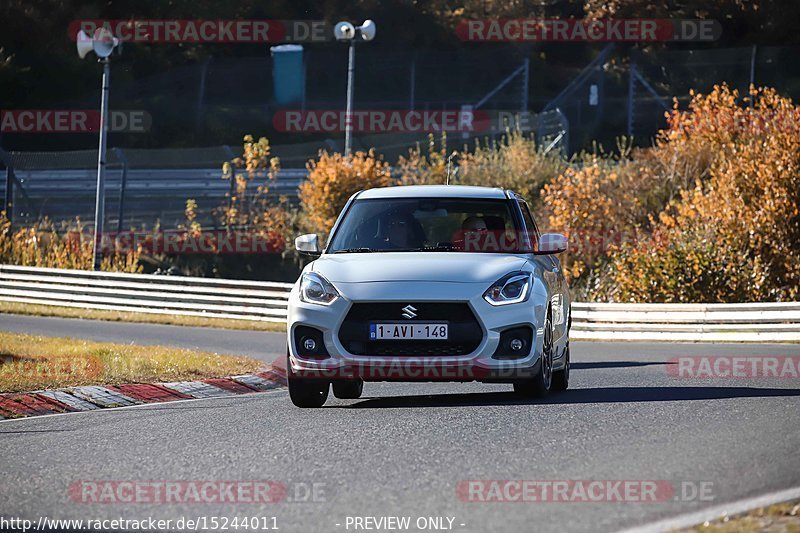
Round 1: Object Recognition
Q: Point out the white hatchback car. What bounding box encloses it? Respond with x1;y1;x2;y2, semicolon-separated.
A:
286;185;571;407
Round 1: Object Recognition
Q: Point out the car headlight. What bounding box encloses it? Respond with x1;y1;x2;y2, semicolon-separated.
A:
299;272;340;305
483;271;531;306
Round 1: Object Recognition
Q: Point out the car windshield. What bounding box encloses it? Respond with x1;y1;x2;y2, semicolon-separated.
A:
327;197;532;253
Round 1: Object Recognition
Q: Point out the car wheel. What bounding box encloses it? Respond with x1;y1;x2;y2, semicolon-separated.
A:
513;309;553;398
332;379;364;399
551;343;570;392
289;377;329;408
287;351;329;407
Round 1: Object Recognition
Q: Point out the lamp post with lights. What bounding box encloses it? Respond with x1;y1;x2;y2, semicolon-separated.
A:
333;20;376;156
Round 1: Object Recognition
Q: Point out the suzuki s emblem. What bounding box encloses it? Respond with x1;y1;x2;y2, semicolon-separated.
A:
401;305;418;319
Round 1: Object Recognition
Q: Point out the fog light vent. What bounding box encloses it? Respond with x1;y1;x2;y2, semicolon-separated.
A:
294;325;330;358
492;326;533;359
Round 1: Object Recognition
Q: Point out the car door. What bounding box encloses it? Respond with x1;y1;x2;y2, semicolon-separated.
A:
518;200;569;342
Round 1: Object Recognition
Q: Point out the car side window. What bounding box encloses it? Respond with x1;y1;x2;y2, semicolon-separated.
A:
518;199;539;250
518;201;540;241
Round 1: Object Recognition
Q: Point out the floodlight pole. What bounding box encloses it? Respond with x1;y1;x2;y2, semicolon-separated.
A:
338;20;375;156
92;57;110;271
344;39;355;156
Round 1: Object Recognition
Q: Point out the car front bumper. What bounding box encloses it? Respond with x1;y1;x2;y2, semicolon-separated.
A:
286;281;550;383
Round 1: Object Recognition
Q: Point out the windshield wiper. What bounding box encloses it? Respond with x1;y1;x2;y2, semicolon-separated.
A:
403;245;454;252
332;247;374;254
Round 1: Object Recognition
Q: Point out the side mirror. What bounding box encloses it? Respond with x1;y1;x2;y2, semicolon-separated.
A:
535;233;568;255
295;234;321;256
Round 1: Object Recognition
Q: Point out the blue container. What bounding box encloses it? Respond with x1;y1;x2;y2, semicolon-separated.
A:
271;44;305;106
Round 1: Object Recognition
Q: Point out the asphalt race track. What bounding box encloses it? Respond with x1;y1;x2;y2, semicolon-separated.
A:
1;314;799;532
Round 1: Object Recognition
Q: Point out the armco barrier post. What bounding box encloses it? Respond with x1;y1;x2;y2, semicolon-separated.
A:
4;166;13;226
113;148;128;235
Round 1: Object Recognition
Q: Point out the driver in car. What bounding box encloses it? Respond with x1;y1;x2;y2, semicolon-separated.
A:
385;213;421;249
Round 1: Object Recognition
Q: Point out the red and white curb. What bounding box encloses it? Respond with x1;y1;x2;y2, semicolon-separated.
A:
0;369;285;419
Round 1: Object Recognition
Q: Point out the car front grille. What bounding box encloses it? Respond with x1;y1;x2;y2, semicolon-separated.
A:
338;302;483;356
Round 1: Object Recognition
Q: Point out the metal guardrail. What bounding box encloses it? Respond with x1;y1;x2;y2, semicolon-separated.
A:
4;167;307;227
1;265;799;341
0;265;293;323
570;302;800;342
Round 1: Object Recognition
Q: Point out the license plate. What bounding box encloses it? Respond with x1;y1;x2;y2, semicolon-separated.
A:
370;323;448;340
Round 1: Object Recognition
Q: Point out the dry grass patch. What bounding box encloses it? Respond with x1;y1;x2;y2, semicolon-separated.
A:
0;301;286;332
0;332;261;393
677;500;800;532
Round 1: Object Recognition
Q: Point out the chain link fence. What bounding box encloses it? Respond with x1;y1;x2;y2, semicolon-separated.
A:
549;45;800;152
628;45;800;142
0;146;306;229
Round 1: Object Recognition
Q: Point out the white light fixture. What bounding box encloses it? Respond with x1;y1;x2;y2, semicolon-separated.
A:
76;28;119;59
359;20;376;41
334;21;355;41
76;30;93;59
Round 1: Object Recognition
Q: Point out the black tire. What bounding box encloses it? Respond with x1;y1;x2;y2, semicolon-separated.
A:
288;377;329;407
513;309;554;398
287;349;329;407
551;343;570;392
332;379;364;399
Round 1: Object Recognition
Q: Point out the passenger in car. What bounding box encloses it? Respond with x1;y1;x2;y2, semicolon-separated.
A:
462;216;489;233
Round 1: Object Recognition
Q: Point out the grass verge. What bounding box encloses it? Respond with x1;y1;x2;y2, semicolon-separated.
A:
677;499;800;532
0;331;262;393
0;301;286;332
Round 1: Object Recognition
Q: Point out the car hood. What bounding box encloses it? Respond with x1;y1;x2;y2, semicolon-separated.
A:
311;252;528;283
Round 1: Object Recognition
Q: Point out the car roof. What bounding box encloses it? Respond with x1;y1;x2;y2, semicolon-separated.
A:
357;185;509;200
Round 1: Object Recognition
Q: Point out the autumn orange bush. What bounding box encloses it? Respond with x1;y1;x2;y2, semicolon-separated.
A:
599;86;800;302
299;149;393;240
542;84;800;302
540;140;676;289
